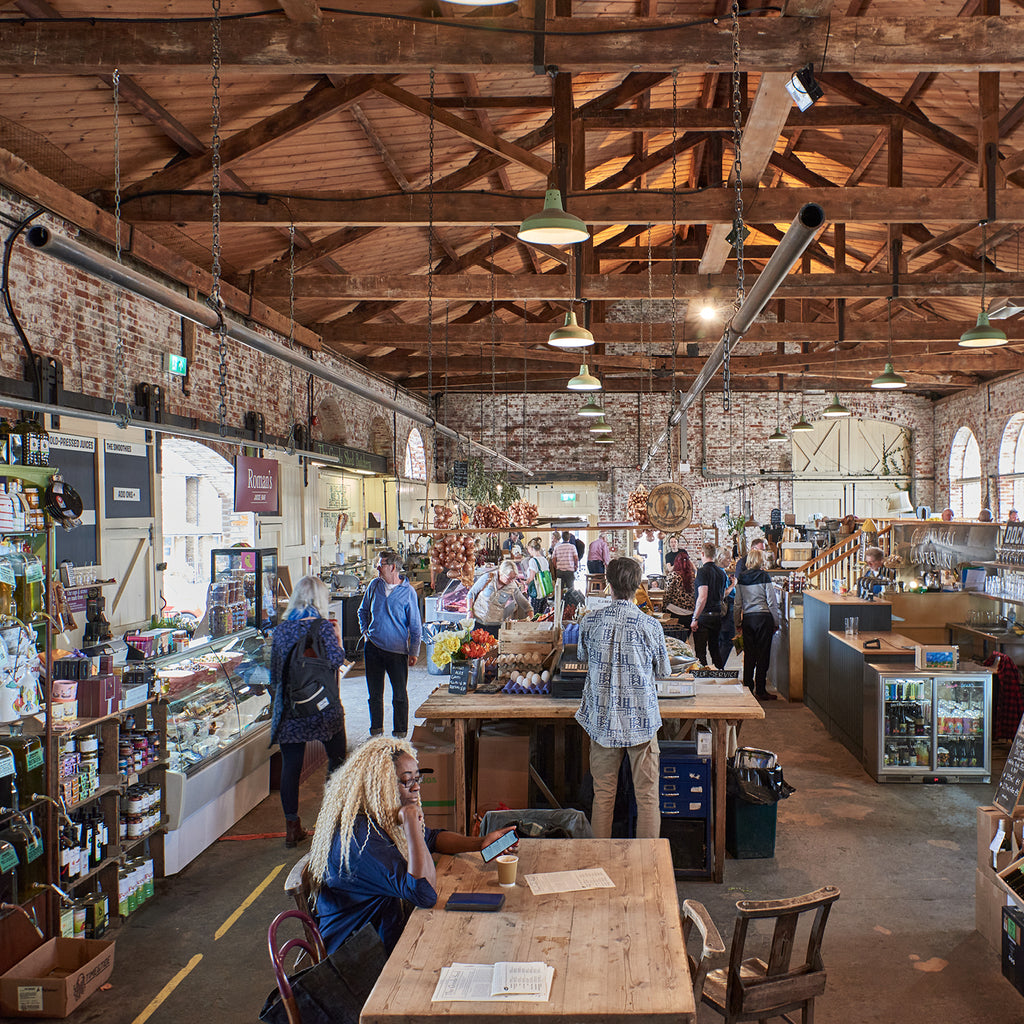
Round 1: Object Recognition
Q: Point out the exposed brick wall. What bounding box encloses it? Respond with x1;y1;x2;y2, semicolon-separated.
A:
0;188;431;471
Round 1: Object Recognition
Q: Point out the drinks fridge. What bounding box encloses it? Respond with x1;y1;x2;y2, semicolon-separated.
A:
864;664;992;782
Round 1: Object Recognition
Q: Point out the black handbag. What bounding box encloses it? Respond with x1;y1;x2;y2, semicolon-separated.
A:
285;622;341;718
259;923;387;1024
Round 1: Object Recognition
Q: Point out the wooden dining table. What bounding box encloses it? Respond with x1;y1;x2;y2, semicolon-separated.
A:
360;837;695;1024
415;684;764;882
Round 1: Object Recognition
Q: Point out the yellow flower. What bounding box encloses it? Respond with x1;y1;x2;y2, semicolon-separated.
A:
431;633;463;668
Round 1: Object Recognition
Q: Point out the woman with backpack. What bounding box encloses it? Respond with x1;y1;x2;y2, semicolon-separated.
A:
270;575;349;848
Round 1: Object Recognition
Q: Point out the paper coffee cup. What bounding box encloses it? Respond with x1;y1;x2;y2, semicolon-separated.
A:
497;854;518;886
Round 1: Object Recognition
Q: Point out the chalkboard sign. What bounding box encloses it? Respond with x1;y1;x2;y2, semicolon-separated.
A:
104;439;152;518
995;716;1024;814
49;432;98;567
451;461;468;488
448;661;470;695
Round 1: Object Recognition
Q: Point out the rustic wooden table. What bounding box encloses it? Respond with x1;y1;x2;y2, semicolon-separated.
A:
414;685;764;882
360;837;695;1024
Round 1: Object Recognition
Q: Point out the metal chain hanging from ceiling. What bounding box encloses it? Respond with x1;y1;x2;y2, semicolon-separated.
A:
490;224;497;470
210;0;229;436
670;69;679;480
646;223;655;480
110;68;132;428
285;222;297;453
522;299;528;466
427;69;435;489
726;0;745;415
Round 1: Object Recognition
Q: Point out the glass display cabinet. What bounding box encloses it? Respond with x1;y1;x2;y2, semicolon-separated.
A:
864;664;992;782
154;629;274;873
210;547;279;630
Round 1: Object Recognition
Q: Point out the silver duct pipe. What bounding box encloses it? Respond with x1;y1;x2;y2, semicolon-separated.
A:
25;227;534;477
641;202;826;474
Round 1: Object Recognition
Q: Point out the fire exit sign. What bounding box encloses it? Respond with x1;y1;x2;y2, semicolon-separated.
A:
560;492;576;502
162;353;188;376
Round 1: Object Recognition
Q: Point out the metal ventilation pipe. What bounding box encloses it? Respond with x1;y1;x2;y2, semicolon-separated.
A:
641;202;825;474
25;226;533;476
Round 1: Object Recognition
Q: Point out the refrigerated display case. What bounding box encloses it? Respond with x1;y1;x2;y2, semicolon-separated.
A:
863;663;992;782
155;629;274;873
210;547;279;630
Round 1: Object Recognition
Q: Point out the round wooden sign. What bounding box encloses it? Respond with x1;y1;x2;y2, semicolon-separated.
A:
647;483;693;531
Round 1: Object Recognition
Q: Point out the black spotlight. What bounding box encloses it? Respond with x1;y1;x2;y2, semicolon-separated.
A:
785;64;823;112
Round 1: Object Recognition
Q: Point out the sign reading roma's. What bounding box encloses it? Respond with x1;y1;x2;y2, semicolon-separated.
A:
234;455;279;514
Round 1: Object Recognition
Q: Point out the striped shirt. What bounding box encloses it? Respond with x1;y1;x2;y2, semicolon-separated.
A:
551;541;580;571
576;600;671;747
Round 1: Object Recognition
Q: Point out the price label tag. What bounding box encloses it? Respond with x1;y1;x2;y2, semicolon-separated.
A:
26;747;43;771
0;844;18;872
17;986;44;1012
0;753;14;778
0;564;14;587
25;836;43;863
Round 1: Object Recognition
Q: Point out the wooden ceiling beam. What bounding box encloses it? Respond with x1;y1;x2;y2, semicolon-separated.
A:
279;0;322;23
261;269;1024;301
583;107;898;132
110;186;1024;226
7;16;1024;75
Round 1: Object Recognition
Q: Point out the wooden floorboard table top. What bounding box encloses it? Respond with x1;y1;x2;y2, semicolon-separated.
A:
360;837;695;1024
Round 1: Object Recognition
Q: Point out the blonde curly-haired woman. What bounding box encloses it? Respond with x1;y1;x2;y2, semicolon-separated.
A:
309;737;516;955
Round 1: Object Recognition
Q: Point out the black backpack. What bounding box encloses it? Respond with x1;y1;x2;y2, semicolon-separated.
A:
285;622;340;718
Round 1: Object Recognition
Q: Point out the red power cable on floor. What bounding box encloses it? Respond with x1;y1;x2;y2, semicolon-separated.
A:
217;829;315;841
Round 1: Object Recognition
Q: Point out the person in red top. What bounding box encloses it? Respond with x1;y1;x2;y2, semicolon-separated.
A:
551;530;580;593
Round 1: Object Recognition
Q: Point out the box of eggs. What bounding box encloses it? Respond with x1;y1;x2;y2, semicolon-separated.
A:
495;648;559;687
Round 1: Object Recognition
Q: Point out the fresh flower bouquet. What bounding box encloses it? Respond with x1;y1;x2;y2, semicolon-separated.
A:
431;627;498;668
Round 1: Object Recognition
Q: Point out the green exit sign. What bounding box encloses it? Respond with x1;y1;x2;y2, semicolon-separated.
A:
560;492;576;502
162;353;188;376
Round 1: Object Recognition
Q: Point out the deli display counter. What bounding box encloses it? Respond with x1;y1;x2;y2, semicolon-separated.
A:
155;629;274;873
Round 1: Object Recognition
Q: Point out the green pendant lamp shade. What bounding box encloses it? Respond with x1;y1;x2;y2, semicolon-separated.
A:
792;416;814;432
548;311;594;348
518;188;590;246
768;427;788;442
593;435;614;444
959;311;1008;348
589;415;612;434
577;398;605;417
567;364;602;391
870;362;908;389
822;393;850;418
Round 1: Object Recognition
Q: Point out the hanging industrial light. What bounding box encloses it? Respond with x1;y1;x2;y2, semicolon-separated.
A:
767;389;787;441
567;364;602;391
822;319;850;418
577;398;604;417
593;434;614;445
589;415;613;434
518;188;590;246
548;310;594;348
871;296;908;389
960;221;1008;348
792;379;814;432
822;394;850;418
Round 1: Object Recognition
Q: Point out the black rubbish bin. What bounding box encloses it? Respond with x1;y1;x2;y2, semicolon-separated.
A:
725;748;795;859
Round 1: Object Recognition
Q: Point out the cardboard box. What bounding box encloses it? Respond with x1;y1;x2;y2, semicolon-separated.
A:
0;913;115;1019
695;724;712;757
978;805;1024;871
475;726;530;816
411;724;456;831
978;866;1014;950
76;675;119;719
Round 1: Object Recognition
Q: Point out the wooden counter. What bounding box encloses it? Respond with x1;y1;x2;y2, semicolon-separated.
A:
802;590;893;608
827;630;919;655
887;590;988;645
362;838;694;1024
415;685;763;883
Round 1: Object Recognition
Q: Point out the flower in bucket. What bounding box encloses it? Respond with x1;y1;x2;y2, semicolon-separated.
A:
431;632;464;669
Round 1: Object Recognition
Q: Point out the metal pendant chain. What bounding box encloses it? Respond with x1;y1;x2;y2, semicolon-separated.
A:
210;0;228;435
285;224;297;453
726;0;745;414
427;69;435;441
670;68;678;377
111;69;132;427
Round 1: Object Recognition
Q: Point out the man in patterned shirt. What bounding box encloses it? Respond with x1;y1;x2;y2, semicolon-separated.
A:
576;557;671;839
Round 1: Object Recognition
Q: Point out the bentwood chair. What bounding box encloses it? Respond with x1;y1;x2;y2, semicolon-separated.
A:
700;885;840;1024
284;853;321;960
267;909;327;1024
681;899;727;1004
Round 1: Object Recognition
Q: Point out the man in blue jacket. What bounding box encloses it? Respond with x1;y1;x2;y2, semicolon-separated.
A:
358;550;423;737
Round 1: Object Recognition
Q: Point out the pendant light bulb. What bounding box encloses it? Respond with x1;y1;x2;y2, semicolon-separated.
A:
577;398;605;418
567;364;602;392
518;188;590;246
960;221;1008;347
548;311;595;348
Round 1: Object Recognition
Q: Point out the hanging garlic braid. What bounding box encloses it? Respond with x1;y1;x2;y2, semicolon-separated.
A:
308;737;416;892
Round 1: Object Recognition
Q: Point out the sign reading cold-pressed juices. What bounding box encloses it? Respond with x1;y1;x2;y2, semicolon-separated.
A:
234;455;279;514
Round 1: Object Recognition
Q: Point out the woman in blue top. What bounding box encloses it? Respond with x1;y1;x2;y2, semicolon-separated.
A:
270;575;349;848
309;737;516;956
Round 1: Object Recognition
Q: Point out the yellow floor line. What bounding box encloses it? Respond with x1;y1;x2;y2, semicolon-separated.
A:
130;953;203;1024
214;863;285;941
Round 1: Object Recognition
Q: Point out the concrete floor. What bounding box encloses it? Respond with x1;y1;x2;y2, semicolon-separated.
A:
61;660;1023;1024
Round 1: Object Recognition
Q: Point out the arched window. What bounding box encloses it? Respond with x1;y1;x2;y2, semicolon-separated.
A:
403;428;426;480
949;426;982;518
998;413;1024;518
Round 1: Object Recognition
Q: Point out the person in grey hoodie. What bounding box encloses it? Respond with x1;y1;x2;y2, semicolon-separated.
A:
733;546;781;701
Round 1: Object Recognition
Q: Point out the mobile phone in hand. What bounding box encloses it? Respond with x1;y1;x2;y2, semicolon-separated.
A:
480;828;518;863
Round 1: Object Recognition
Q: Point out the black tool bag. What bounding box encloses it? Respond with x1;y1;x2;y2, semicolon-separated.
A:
286;622;340;718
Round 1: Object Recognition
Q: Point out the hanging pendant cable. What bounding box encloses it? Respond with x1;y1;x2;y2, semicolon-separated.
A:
522;300;528;466
443;300;450;473
110;69;132;428
646;222;655;474
726;0;745;414
490;224;497;469
427;69;435;486
209;0;229;436
285;223;297;453
670;68;679;477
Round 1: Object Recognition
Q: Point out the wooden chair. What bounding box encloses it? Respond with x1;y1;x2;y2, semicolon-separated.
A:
681;898;727;1005
268;909;327;1024
284;854;321;961
700;885;840;1024
585;574;606;595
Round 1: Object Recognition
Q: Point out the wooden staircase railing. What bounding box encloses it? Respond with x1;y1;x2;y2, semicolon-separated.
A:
800;524;894;592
